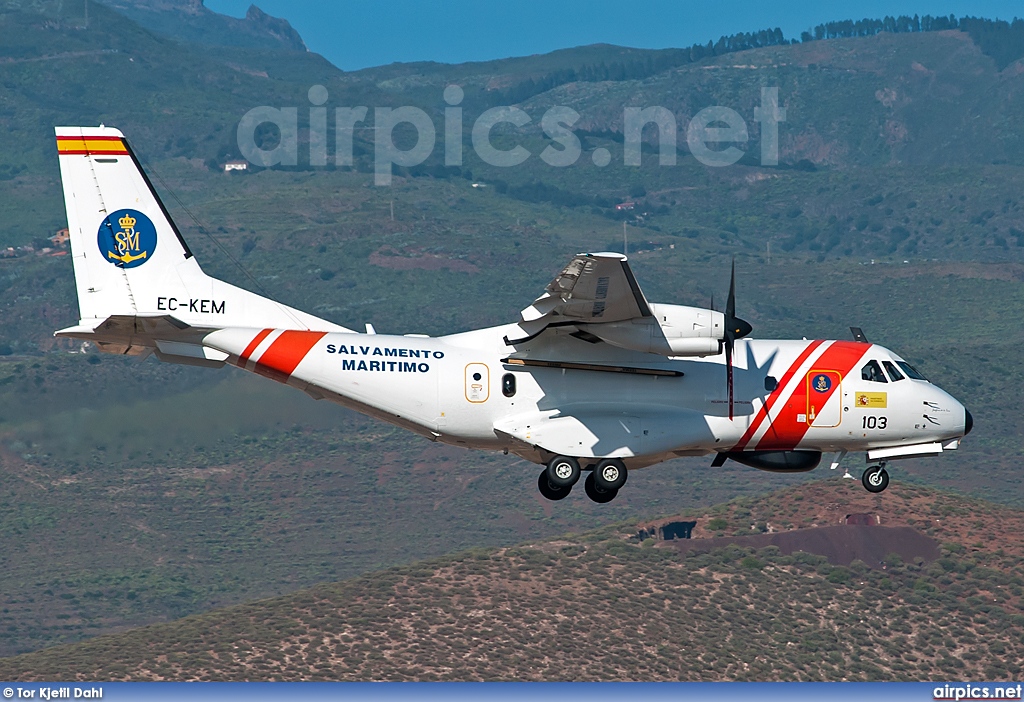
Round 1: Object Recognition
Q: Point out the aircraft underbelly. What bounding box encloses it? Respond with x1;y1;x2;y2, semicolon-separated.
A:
494;406;714;459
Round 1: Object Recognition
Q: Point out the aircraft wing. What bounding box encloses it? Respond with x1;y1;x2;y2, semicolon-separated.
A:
510;253;652;343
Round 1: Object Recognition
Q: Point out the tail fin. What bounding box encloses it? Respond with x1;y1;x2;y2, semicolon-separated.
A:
54;126;350;357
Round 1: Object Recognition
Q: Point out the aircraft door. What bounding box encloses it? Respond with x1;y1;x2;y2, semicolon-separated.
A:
806;370;842;427
465;363;490;403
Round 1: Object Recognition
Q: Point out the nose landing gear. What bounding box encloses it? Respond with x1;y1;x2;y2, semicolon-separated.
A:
862;463;890;493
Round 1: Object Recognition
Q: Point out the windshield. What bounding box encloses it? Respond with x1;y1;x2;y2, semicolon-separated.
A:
882;361;905;382
896;360;928;381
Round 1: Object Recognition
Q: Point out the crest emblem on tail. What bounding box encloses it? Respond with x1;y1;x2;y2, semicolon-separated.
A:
98;209;157;267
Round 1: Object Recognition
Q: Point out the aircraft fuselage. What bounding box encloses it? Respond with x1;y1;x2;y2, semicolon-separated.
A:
204;326;968;470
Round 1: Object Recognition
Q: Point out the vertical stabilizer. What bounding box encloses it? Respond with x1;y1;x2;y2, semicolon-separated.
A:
55;126;350;335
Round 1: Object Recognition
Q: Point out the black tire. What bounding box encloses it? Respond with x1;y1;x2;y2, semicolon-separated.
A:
546;455;581;489
862;465;889;493
584;472;618;503
538;469;571;501
593;458;628;491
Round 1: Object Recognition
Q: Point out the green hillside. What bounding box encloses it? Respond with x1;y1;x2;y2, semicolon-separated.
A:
1;0;1023;660
1;480;1021;681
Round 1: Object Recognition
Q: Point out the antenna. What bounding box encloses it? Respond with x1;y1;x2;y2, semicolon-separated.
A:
623;221;628;256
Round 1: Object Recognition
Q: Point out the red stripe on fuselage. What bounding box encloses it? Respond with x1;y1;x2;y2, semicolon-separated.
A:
754;341;871;450
732;339;824;451
237;328;272;367
252;330;326;383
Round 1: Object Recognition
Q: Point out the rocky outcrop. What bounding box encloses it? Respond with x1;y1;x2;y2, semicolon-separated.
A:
98;0;307;52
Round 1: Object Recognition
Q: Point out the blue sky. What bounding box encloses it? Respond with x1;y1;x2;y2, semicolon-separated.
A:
206;0;1023;71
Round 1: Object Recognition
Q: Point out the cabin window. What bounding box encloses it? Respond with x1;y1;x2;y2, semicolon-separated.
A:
861;360;887;383
896;361;928;381
502;373;517;397
764;376;778;392
882;361;905;382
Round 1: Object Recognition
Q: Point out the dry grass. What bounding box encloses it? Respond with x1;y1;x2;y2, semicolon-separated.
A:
1;481;1021;682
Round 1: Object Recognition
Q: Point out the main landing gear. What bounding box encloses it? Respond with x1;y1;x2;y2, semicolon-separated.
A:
537;456;627;503
537;455;579;501
862;463;890;493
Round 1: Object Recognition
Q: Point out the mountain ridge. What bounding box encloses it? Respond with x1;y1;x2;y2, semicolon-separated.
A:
95;0;307;52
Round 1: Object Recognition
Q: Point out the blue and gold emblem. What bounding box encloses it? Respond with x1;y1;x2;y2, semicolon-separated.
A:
97;209;156;268
811;373;832;393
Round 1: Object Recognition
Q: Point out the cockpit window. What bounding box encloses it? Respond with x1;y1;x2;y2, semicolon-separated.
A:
896;361;928;381
861;360;887;383
882;361;905;382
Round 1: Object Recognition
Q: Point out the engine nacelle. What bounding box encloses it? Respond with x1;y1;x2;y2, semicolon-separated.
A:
584;303;725;357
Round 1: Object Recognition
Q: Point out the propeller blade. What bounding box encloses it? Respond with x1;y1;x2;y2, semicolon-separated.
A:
721;258;750;420
726;338;734;420
726;259;736;320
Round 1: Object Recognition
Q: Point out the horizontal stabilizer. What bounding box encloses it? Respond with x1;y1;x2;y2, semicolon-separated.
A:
154;340;229;368
57;314;228;366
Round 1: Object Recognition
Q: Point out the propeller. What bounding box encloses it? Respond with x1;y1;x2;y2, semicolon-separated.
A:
723;260;753;420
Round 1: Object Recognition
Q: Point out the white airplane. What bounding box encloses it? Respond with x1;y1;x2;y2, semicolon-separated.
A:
53;126;973;502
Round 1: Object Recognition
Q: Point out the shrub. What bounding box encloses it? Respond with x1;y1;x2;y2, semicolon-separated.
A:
827;567;851;584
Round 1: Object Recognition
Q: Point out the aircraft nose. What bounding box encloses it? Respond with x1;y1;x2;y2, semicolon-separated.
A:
964;408;974;436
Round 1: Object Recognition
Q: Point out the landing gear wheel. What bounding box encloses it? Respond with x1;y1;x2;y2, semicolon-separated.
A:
538;469;571;501
593;458;628;491
545;455;581;489
862;465;889;493
584;472;618;503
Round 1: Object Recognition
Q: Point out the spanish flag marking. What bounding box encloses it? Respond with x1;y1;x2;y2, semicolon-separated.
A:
56;136;129;156
856;392;887;408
